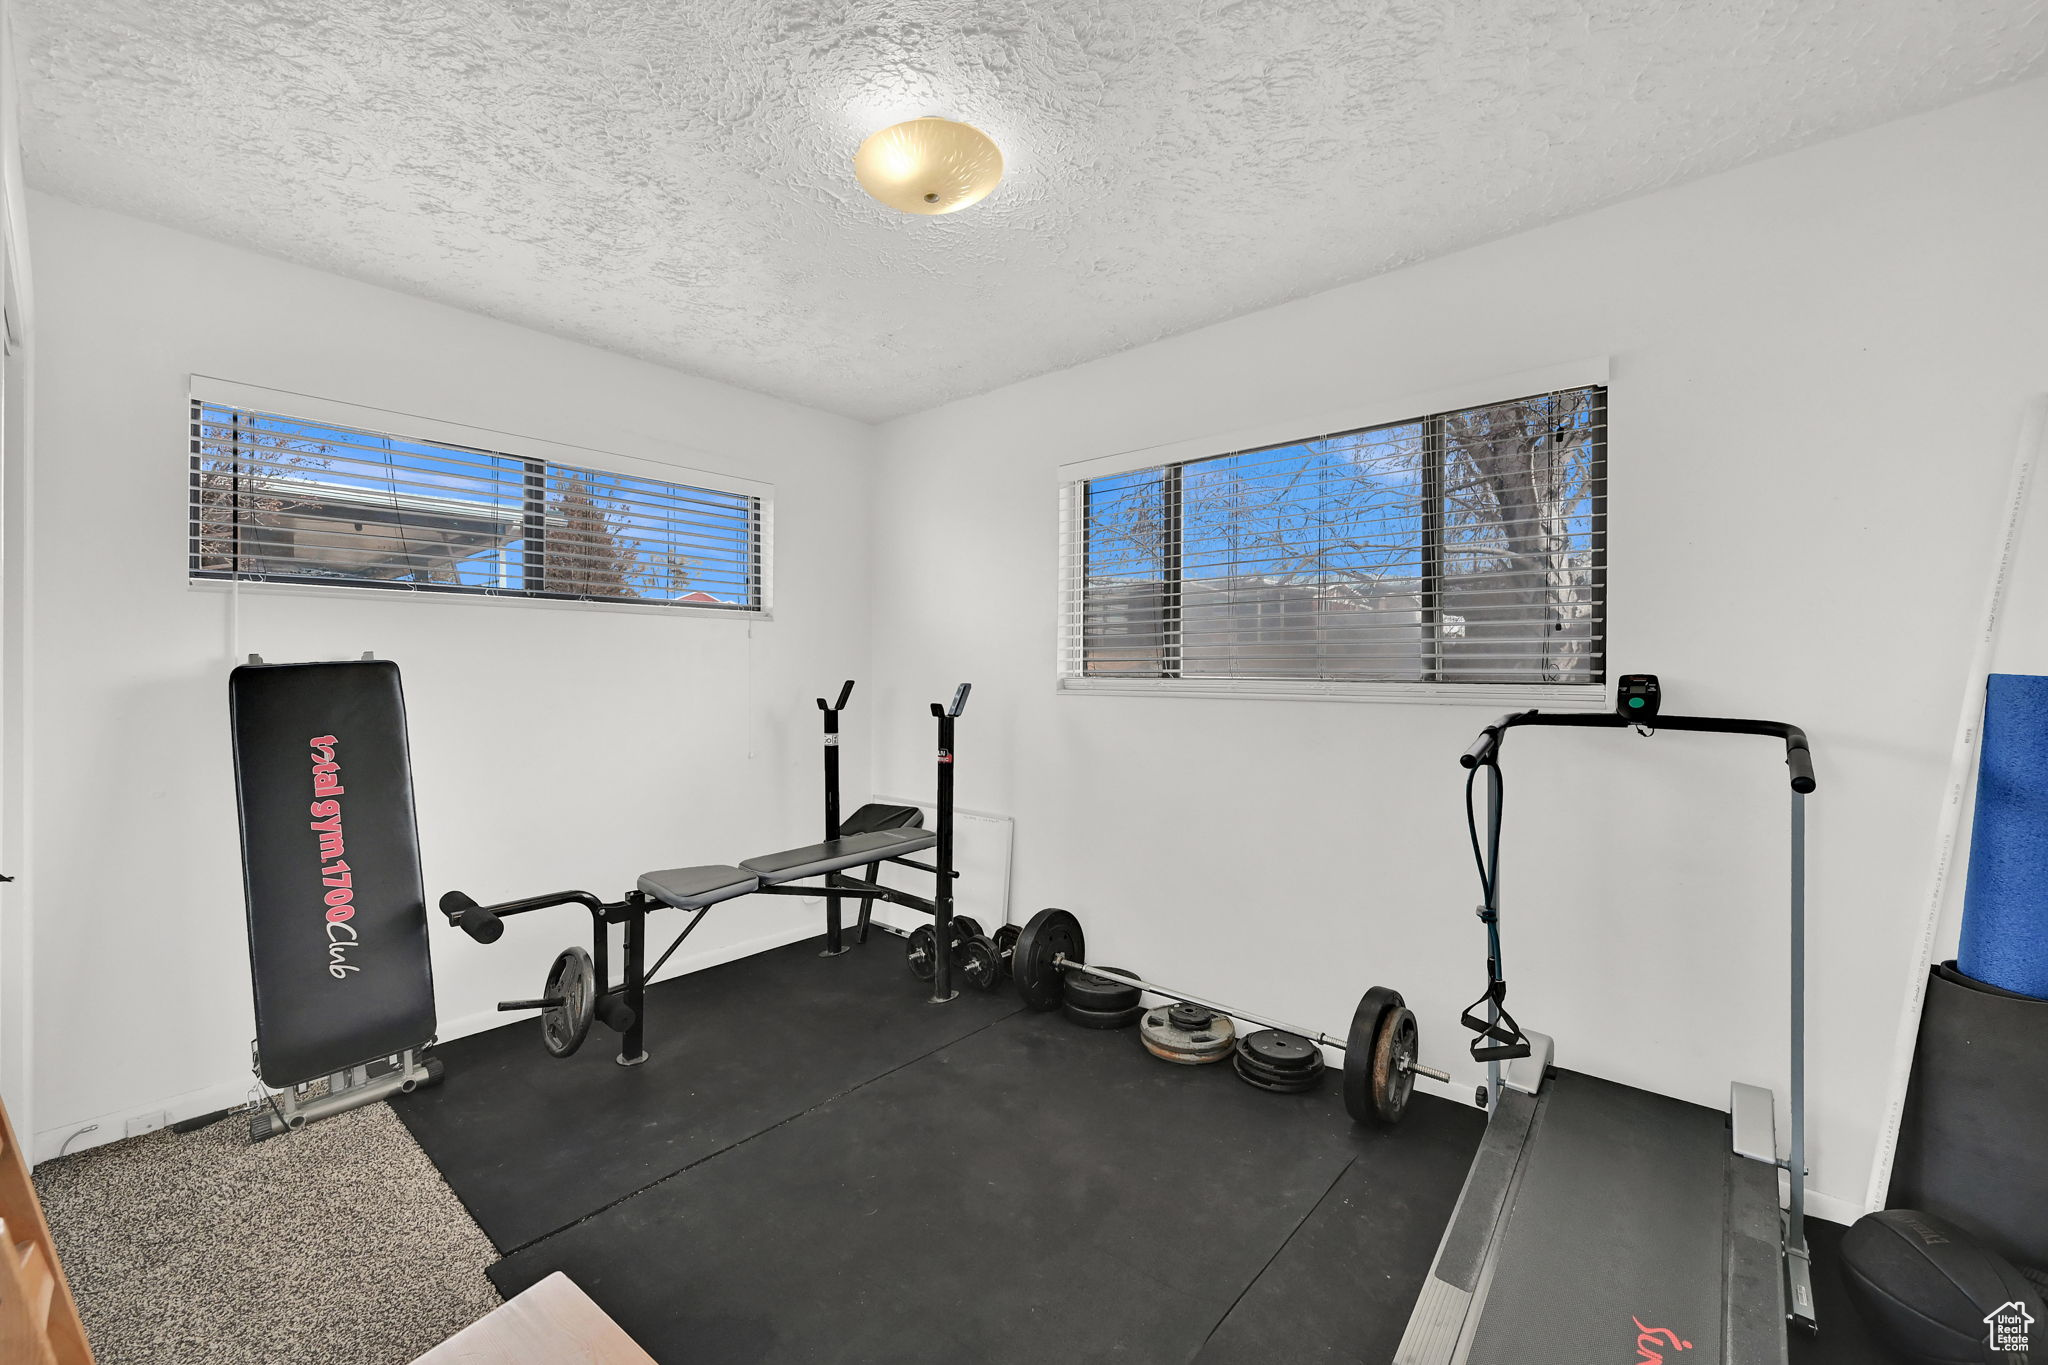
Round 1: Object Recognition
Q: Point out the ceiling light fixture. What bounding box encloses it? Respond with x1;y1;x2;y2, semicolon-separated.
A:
853;116;1004;216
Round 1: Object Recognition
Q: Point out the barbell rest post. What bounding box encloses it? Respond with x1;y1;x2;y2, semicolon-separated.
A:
497;997;562;1012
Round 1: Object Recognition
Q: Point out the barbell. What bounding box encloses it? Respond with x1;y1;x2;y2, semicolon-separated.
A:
1009;907;1451;1127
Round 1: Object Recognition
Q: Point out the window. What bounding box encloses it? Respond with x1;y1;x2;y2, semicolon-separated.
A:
1060;386;1605;692
189;399;764;611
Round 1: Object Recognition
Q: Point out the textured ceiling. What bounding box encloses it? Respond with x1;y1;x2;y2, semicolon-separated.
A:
13;2;2048;421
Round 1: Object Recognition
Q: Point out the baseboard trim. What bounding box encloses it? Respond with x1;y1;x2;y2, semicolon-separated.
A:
34;923;823;1165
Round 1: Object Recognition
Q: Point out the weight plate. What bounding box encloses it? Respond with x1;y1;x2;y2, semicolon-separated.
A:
541;946;597;1059
905;924;937;982
1063;968;1142;1012
1061;1000;1147;1030
1233;1046;1327;1087
1141;1035;1236;1066
960;935;1003;992
1241;1029;1320;1072
1014;908;1084;1011
1140;1002;1237;1064
950;912;983;957
1232;1053;1325;1093
1372;1006;1420;1126
1344;986;1406;1126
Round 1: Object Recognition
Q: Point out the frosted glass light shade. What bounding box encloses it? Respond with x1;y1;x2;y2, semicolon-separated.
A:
853;117;1004;216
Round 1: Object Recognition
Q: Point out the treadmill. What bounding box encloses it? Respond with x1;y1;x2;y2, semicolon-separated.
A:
1395;675;1817;1365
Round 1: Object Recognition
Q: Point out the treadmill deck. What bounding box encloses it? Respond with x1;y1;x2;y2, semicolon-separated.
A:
1398;1069;1787;1365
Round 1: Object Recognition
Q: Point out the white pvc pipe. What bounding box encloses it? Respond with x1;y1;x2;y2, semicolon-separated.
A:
1862;397;2046;1214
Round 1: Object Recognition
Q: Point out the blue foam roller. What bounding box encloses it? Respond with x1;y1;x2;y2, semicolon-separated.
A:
1958;673;2048;999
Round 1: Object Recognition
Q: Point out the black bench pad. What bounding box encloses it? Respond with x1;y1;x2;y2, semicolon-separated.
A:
637;864;760;911
740;829;937;885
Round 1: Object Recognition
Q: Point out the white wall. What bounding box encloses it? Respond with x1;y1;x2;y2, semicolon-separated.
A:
24;192;878;1159
867;76;2048;1222
0;0;34;1142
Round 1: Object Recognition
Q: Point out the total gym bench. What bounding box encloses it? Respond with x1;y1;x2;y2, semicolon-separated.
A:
440;682;978;1066
231;657;445;1141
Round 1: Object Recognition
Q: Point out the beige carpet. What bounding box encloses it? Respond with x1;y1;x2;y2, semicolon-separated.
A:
32;1102;501;1365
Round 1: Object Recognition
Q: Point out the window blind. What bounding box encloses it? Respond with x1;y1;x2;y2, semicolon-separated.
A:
189;400;764;610
1059;386;1605;688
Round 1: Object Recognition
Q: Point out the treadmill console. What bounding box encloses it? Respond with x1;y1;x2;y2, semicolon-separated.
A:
1616;674;1661;723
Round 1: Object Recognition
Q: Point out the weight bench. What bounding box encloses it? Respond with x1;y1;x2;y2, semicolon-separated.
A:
229;656;446;1140
639;820;937;911
441;682;974;1066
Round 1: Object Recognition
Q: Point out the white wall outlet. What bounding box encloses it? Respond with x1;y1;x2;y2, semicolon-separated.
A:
125;1110;169;1138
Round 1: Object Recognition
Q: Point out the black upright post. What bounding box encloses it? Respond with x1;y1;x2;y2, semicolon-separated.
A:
819;680;853;957
928;683;970;1004
619;908;648;1066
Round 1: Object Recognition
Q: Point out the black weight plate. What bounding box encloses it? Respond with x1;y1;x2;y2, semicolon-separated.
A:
1372;1006;1421;1126
1233;1046;1327;1087
992;923;1021;979
1061;1000;1147;1030
1344;985;1406;1126
1167;1002;1217;1032
905;924;937;982
541;946;596;1059
959;935;1003;992
1232;1053;1325;1093
1063;968;1142;1012
948;916;985;962
1240;1029;1320;1072
1013;908;1084;1011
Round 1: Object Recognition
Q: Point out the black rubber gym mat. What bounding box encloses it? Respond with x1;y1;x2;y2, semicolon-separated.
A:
486;1006;1484;1365
1190;1129;1484;1365
392;935;1025;1251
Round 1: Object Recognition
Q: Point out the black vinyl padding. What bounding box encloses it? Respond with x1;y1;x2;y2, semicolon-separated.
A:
1892;963;2048;1269
1840;1210;2045;1364
838;802;925;836
739;828;935;884
230;660;435;1087
635;864;759;911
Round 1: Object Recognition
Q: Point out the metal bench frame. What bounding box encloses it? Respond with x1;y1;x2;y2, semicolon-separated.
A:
440;682;973;1066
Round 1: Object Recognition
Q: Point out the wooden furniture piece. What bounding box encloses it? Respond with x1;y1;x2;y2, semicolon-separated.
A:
412;1272;657;1365
0;1094;94;1365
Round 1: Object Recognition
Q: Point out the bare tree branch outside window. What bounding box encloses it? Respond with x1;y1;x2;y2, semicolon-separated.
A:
189;401;763;610
1075;387;1604;685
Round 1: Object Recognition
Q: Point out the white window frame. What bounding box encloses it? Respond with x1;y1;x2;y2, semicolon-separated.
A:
187;376;775;620
1056;358;1609;707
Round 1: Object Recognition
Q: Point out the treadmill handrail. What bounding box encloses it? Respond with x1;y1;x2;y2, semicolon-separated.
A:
1461;709;1816;792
